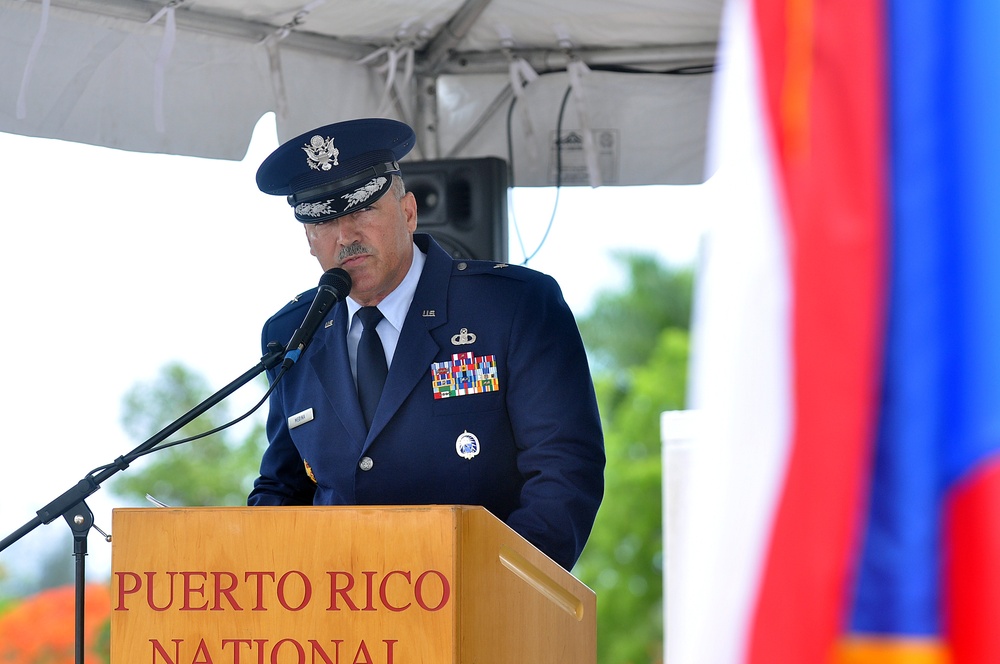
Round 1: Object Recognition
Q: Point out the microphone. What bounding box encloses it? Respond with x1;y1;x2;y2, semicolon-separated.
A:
281;268;352;369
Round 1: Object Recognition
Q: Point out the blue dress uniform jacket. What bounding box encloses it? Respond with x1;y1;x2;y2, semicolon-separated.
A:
248;233;605;570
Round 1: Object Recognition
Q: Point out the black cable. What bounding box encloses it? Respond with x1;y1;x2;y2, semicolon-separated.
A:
519;84;573;265
506;84;530;261
505;63;713;265
85;364;289;476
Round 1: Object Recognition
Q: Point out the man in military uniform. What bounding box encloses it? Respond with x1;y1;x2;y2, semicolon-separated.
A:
248;118;605;570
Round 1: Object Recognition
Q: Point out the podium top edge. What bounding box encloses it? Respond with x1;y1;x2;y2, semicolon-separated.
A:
112;504;490;514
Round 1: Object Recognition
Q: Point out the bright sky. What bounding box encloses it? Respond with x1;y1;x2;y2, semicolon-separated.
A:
0;114;708;589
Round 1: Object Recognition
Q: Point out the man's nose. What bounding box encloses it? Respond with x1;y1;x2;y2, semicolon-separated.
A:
334;216;362;244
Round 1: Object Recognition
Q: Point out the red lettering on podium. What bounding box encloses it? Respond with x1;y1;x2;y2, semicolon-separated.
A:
150;637;398;664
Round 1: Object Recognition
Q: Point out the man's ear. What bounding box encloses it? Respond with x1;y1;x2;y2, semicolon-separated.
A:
402;191;418;232
304;224;318;257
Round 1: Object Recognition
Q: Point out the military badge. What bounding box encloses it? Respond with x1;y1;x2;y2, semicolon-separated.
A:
431;352;499;399
303;459;317;484
451;327;477;345
303;135;339;171
456;430;481;460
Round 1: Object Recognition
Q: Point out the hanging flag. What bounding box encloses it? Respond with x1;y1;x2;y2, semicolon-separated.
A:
846;0;1000;661
667;0;1000;661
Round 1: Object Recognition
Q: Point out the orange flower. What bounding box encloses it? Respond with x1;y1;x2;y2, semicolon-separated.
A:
0;583;110;663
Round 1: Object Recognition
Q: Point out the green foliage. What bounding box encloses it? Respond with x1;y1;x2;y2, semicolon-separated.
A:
574;253;693;664
577;329;689;663
0;535;76;599
0;596;15;617
578;252;693;373
109;362;266;507
94;616;111;663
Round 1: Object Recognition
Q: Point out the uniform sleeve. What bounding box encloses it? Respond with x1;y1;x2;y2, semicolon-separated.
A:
503;274;606;569
247;320;316;506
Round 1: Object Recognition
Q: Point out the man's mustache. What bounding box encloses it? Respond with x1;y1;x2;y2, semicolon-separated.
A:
338;243;372;261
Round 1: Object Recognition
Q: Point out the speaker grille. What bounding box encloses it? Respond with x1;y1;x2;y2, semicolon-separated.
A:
403;157;509;262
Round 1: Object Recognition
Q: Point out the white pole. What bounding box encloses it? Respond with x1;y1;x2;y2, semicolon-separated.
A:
661;409;701;663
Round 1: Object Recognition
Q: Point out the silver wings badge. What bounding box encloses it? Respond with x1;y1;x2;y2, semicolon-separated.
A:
303;135;339;171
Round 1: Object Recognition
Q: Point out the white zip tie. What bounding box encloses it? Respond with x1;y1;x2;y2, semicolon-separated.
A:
269;0;326;42
256;0;325;121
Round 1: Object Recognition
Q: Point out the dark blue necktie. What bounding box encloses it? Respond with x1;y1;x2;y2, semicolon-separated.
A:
357;306;387;429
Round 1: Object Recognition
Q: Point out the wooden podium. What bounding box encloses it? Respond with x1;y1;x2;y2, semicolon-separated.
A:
110;506;596;663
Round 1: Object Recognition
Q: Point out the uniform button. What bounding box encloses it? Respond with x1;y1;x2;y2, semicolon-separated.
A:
359;456;374;471
457;262;467;271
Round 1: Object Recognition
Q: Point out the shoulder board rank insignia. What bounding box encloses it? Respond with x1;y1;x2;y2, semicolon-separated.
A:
493;263;509;269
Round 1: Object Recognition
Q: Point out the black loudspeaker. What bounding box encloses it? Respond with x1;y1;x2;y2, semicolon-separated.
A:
403;157;509;262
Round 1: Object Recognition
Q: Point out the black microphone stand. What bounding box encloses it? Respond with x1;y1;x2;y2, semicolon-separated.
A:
0;343;286;664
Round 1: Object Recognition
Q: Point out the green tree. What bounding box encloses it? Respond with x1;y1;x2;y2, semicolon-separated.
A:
108;362;266;507
574;254;694;664
578;251;693;373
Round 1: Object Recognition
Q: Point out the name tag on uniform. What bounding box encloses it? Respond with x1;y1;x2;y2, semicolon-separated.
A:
288;408;314;429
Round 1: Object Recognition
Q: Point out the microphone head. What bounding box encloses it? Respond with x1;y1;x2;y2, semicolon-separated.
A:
319;267;351;299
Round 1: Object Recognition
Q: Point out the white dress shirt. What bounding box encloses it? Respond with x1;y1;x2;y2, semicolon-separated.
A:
345;242;427;385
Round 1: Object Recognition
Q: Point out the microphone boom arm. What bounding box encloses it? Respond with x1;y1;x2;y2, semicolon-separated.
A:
0;343;286;553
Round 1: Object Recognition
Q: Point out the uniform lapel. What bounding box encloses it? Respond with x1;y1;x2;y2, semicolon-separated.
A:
305;301;368;448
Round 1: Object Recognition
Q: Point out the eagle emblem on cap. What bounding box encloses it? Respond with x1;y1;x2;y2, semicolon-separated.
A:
303;135;339;171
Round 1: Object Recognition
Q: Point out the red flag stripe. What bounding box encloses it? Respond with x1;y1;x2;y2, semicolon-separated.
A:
747;0;887;661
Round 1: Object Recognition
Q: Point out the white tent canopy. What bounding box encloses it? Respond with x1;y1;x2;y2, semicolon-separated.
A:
1;0;722;186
